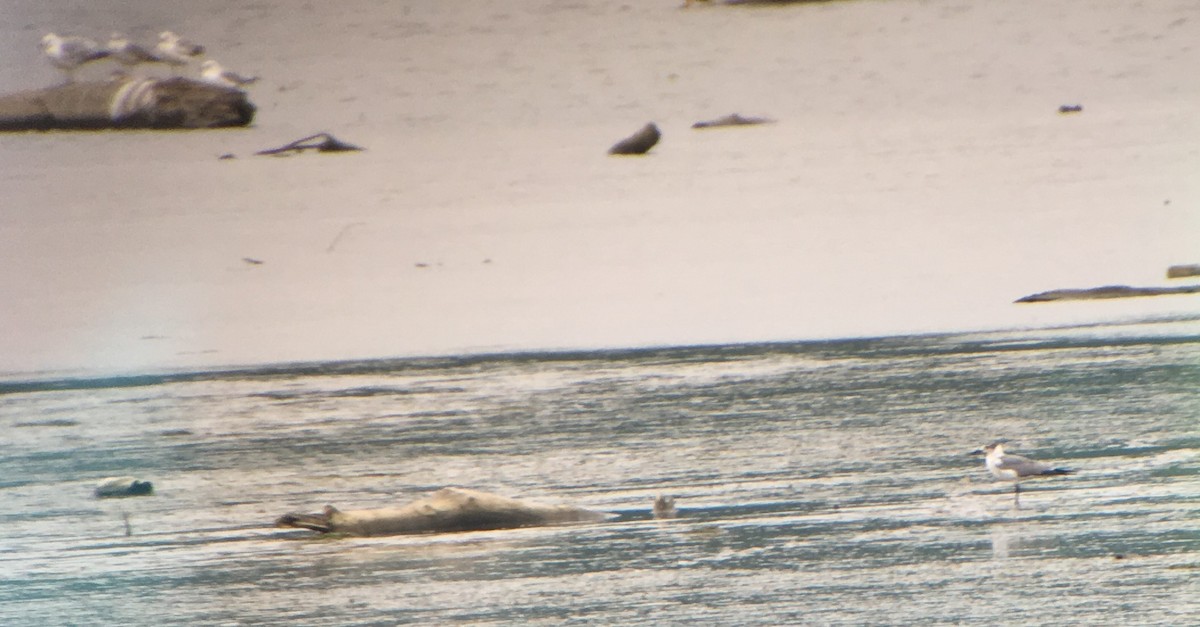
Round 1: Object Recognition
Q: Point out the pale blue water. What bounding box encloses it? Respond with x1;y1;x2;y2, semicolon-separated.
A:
2;321;1198;625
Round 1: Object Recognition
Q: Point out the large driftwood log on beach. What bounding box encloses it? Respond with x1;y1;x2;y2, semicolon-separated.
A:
275;487;613;537
0;77;254;131
1015;284;1200;303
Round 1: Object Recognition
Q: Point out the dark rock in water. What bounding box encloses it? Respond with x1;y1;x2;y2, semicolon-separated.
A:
1015;284;1200;303
94;477;155;498
692;113;775;129
0;77;254;131
608;122;661;155
1166;264;1200;279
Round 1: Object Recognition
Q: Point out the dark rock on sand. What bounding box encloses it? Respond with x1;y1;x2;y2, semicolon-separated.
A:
608;122;660;155
1015;284;1200;303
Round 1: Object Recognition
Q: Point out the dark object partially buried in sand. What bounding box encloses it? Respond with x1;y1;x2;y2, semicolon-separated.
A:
691;113;775;129
1058;104;1084;114
608;122;660;155
1015;284;1200;303
275;487;613;537
0;77;254;131
255;132;364;156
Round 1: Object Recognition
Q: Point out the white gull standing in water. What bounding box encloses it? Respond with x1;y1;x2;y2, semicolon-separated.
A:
972;440;1074;508
200;60;259;89
155;30;205;67
40;33;111;83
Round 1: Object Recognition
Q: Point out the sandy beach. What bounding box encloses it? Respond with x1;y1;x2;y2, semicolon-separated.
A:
2;0;1199;378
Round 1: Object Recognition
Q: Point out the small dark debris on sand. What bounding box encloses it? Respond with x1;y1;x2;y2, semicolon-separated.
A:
1167;264;1200;279
1058;104;1083;114
692;113;775;129
608;122;660;155
256;132;363;156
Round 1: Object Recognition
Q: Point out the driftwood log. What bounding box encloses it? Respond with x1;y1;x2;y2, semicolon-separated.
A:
0;77;254;131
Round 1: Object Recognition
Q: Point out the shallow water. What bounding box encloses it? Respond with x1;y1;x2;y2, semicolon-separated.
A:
3;323;1197;625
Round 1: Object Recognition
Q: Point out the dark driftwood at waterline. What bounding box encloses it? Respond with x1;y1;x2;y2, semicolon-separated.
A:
0;77;254;131
608;122;660;155
1015;284;1200;303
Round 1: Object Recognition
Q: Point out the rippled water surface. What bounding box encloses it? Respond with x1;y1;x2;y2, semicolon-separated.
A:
3;325;1198;625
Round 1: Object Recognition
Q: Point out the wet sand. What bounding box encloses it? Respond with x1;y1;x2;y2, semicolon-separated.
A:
2;0;1199;377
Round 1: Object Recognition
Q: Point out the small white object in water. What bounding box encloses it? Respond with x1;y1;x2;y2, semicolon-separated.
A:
972;441;1073;508
155;30;205;66
200;60;259;89
94;476;154;498
40;33;111;82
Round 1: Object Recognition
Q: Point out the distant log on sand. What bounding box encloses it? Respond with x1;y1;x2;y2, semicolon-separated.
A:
1167;264;1200;279
1015;284;1200;303
0;77;254;131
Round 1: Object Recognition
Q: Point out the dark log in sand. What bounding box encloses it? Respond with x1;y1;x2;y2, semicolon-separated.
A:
1015;284;1200;303
0;77;254;131
608;122;661;155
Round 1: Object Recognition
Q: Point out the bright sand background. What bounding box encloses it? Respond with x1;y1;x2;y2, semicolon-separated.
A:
1;0;1198;378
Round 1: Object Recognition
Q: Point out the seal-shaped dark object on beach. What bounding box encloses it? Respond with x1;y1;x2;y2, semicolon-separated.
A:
275;487;613;537
608;122;661;155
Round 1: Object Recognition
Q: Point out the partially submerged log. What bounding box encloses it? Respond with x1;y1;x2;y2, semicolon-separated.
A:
275;487;613;537
1015;284;1200;303
0;77;254;131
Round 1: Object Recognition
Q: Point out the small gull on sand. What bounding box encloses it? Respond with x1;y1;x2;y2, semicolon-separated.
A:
40;33;111;83
107;33;165;68
155;30;205;66
972;440;1074;508
200;60;259;89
